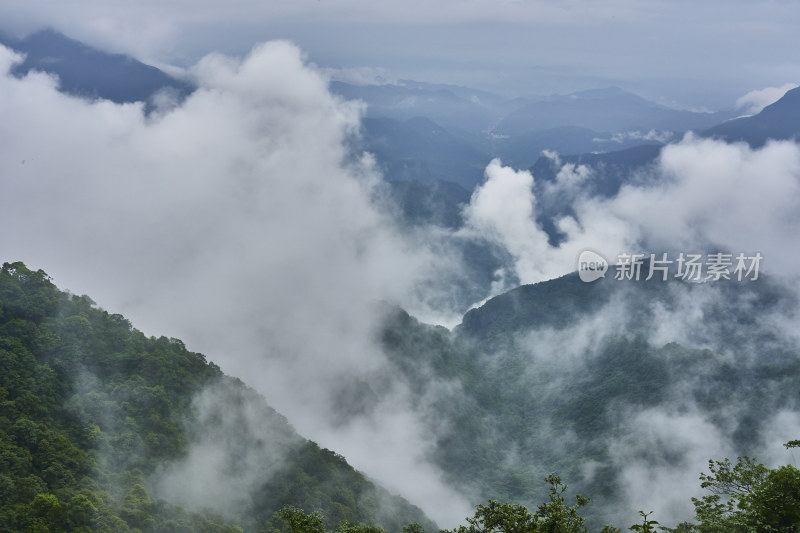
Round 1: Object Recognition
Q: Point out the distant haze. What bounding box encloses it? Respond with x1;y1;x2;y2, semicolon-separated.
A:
2;0;800;108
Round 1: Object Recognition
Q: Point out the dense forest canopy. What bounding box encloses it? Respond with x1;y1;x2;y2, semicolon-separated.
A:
0;261;432;532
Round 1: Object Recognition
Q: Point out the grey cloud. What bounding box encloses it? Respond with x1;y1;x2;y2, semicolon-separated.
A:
154;380;302;518
0;40;471;526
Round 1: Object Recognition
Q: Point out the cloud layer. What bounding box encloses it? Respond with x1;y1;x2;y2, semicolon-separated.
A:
464;135;800;293
0;40;471;525
3;30;800;528
736;83;799;115
3;0;800;105
458;136;800;526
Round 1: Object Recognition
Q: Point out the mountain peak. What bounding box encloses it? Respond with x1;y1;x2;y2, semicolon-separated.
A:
570;86;636;99
3;28;193;105
760;85;800;115
702;84;800;146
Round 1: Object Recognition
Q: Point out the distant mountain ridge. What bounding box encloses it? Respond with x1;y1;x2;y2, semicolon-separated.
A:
703;85;800;146
522;86;800;238
361;116;491;189
0;28;753;194
330;80;507;134
0;29;193;104
493;86;734;136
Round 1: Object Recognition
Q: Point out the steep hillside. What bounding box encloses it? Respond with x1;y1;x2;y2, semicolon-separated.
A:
0;262;433;532
378;270;800;527
361;117;490;189
0;30;192;104
703;86;800;146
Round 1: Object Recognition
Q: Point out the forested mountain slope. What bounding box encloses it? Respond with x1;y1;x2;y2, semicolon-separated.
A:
0;262;433;532
378;270;800;527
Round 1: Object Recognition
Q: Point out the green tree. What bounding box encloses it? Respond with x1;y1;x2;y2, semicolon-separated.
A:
690;446;800;532
747;465;800;531
448;500;537;533
274;506;391;533
31;493;64;530
629;511;658;533
534;474;588;533
691;455;768;531
275;505;327;533
443;475;590;533
336;520;389;533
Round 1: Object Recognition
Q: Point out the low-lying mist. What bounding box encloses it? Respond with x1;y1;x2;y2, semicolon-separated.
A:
2;36;800;529
0;39;473;526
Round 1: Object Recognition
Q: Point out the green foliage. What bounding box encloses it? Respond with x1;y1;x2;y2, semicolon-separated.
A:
746;465;800;531
0;262;431;532
534;474;588;533
447;500;537;533
379;304;682;516
378;268;800;530
628;511;658;533
275;505;327;533
273;505;390;533
441;474;589;533
686;452;800;532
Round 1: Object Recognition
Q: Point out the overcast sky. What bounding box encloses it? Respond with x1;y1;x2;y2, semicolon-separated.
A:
3;1;800;526
2;0;800;107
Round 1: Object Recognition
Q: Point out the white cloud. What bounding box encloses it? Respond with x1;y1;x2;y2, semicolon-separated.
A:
454;130;800;527
464;134;800;288
594;130;675;144
154;381;303;518
735;83;798;115
0;40;470;526
462;160;636;291
607;406;735;526
756;410;800;467
462;160;543;283
4;15;800;527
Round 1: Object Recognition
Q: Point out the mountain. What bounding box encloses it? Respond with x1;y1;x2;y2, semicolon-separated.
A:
520;84;800;234
0;30;736;196
529;143;663;208
382;179;472;229
378;177;516;310
361;117;492;189
3;258;797;531
0;262;434;532
522;143;663;244
336;81;732;183
702;85;800;146
0;29;193;105
491;125;663;169
493;87;733;137
330;80;509;134
529;143;663;198
378;266;800;528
